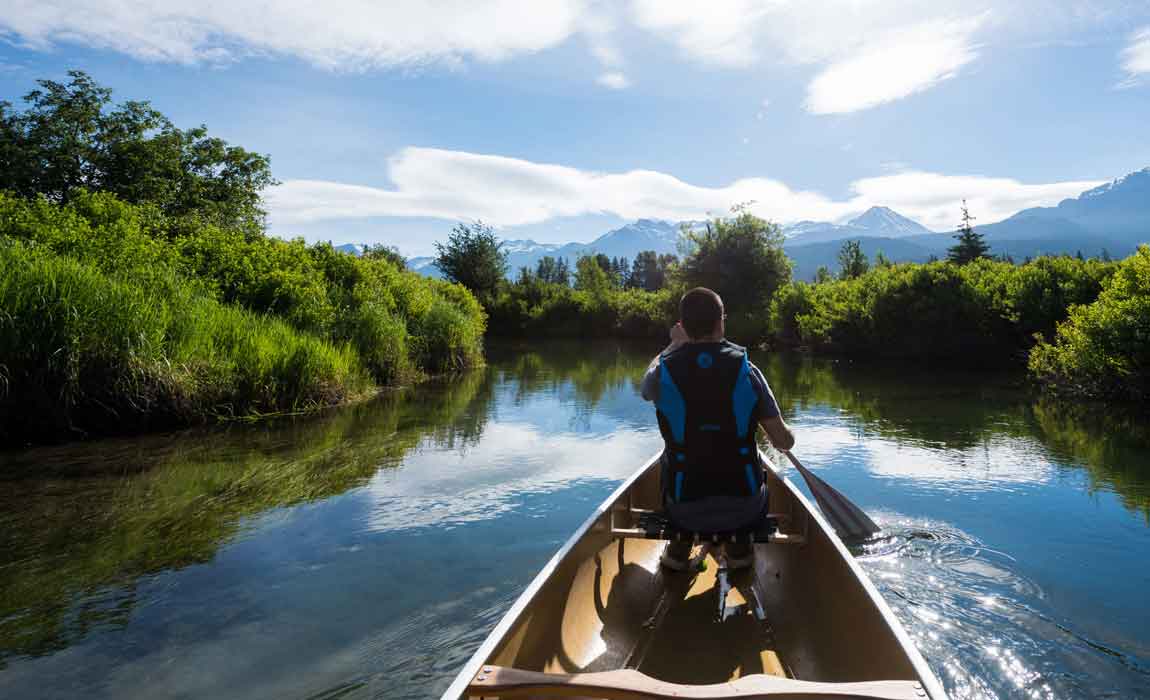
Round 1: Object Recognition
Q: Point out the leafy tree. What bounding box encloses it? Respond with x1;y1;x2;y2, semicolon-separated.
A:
814;265;833;284
947;200;990;265
628;250;669;291
574;254;612;294
837;239;869;279
434;221;507;304
676;210;791;339
874;250;892;268
362;243;406;269
0;70;276;231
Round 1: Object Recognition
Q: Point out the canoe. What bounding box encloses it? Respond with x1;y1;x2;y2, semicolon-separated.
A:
442;451;948;700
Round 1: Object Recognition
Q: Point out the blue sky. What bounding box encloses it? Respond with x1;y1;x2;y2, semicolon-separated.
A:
2;1;1149;255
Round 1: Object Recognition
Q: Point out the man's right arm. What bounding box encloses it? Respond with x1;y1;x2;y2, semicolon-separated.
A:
748;363;795;451
760;415;796;451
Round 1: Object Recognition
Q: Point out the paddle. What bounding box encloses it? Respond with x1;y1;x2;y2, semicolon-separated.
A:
781;450;880;541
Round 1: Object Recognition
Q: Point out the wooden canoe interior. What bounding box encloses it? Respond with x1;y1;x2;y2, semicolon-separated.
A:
460;458;932;699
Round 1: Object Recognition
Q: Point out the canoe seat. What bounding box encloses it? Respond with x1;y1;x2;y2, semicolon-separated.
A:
467;665;927;700
611;509;801;545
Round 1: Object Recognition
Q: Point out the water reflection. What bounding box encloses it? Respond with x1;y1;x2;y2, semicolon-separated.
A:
0;342;1148;699
759;352;1150;516
0;370;492;663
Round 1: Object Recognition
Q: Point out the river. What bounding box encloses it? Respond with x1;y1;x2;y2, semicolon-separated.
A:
1;341;1148;699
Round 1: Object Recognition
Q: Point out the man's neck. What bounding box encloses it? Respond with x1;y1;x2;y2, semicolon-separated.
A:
688;336;723;343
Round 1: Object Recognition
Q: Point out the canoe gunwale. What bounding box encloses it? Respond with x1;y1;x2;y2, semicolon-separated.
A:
440;451;665;700
441;450;949;700
761;453;948;700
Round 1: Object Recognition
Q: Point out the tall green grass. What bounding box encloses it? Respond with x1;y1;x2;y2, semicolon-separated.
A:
0;239;371;445
0;191;486;387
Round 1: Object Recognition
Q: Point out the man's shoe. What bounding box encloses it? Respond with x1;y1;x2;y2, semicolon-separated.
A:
660;541;692;571
725;542;754;570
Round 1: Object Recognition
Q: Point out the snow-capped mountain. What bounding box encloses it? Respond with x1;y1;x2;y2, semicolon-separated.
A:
501;239;563;255
783;206;933;246
979;167;1150;247
408;218;685;278
847;206;933;237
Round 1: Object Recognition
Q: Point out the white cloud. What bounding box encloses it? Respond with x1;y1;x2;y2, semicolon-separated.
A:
806;18;984;114
628;2;996;112
4;0;1140;114
597;71;630;89
1119;26;1150;86
0;0;587;68
266;146;1103;233
850;170;1101;230
267;147;850;227
629;0;769;67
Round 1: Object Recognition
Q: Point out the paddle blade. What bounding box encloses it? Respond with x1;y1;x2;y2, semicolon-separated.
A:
783;451;880;541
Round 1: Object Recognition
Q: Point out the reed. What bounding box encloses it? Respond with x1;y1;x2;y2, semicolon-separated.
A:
0;240;372;445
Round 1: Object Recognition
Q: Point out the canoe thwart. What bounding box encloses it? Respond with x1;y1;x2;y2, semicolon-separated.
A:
610;509;802;545
467;666;927;700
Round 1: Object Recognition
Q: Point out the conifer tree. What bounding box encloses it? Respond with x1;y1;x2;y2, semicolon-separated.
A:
947;200;990;265
837;239;869;279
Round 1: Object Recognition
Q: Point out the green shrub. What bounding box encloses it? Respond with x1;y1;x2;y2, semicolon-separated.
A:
487;280;673;339
769;257;1117;365
1029;246;1150;400
0;240;371;445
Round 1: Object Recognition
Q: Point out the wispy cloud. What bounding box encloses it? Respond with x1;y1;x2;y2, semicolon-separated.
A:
5;1;1143;111
1119;26;1150;87
0;0;587;69
266;147;1102;233
805;17;984;114
628;2;994;113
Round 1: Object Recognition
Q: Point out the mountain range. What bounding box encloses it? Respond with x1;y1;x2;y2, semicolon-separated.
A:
343;167;1149;282
405;218;688;279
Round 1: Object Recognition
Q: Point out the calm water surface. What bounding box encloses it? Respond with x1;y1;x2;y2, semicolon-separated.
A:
1;341;1148;699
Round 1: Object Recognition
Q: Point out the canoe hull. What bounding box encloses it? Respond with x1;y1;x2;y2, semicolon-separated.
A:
442;452;947;699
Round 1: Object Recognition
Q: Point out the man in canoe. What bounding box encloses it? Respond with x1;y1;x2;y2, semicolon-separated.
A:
640;287;795;571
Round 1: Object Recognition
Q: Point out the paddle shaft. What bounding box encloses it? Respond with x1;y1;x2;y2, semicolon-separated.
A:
780;450;880;540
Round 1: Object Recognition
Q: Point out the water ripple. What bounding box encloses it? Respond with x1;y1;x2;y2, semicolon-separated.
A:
858;516;1150;699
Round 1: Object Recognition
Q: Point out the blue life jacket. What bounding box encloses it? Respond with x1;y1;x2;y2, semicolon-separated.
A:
655;340;762;504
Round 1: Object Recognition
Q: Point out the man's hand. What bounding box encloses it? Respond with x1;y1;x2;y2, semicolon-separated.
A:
648;322;691;372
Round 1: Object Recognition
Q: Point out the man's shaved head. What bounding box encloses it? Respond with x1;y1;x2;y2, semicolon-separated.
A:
680;287;723;339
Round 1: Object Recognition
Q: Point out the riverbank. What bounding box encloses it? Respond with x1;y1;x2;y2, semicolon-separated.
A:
0;192;486;448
